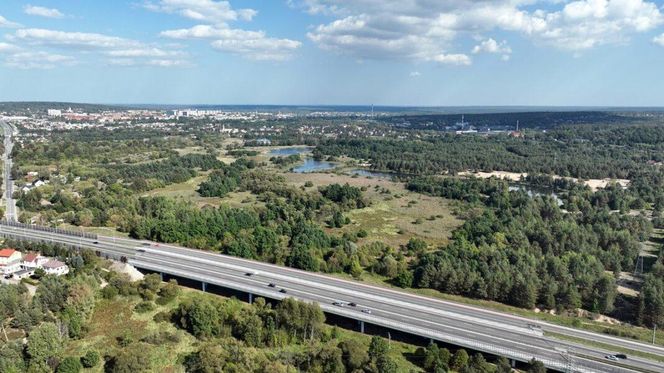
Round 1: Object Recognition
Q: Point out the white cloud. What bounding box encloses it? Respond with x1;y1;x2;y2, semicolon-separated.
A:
12;28;141;49
147;59;189;67
5;51;76;69
654;33;664;46
160;24;263;39
210;37;301;61
430;53;472;66
0;42;19;53
473;38;512;61
9;28;188;68
24;5;65;19
472;38;512;54
152;1;301;61
0;14;21;28
143;0;256;24
161;24;301;61
106;48;185;58
300;0;663;62
108;58;190;67
409;71;421;77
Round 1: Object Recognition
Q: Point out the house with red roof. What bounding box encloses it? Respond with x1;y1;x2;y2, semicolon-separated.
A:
0;248;23;275
22;252;49;270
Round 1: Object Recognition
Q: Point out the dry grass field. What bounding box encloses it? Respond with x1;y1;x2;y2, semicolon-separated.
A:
286;171;462;248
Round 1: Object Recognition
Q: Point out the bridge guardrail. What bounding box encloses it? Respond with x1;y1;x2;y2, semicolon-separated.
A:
0;220;98;240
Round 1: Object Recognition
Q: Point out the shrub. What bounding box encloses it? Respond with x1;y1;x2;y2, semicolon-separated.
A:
134;301;155;314
101;285;119;299
81;350;100;368
57;356;82;373
141;331;181;345
153;311;172;323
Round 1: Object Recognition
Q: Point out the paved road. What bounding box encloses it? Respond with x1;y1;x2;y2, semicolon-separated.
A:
0;121;17;221
1;223;663;373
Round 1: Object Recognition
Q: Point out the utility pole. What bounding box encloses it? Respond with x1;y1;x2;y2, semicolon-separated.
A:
654;324;657;345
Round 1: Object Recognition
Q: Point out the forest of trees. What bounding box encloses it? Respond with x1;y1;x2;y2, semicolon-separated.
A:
198;158;256;198
407;176;658;322
314;123;664;179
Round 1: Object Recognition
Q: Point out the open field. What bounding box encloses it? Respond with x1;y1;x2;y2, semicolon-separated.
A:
141;173;264;210
285;171;463;247
141;174;223;207
173;146;207;156
58;224;131;239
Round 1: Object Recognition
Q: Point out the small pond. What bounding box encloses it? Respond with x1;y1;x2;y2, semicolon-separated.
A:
292;159;337;173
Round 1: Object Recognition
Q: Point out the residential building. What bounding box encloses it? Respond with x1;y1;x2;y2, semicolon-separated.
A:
43;259;69;276
13;269;34;280
0;248;23;275
22;252;49;269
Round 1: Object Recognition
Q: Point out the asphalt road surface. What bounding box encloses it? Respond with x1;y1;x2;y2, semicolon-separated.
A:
1;223;662;373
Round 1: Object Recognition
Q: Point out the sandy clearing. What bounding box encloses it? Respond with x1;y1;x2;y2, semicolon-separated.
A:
460;170;630;192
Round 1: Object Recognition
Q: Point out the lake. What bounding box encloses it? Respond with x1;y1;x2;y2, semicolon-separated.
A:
268;146;313;156
292;159;337;173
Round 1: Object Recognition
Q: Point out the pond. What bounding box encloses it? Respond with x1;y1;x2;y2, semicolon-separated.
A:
268;146;313;156
509;185;564;206
292;159;337;173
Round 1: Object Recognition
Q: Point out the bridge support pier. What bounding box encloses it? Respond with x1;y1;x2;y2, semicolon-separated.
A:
248;293;253;304
359;320;365;333
510;359;516;368
201;282;207;292
159;272;164;281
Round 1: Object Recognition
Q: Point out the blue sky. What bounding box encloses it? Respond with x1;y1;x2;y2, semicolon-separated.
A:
0;0;663;106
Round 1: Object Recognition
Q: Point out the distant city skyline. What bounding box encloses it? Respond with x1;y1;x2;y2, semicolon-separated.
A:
1;0;664;106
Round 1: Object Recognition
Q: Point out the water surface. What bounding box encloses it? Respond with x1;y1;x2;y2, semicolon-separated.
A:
268;147;313;156
292;159;336;173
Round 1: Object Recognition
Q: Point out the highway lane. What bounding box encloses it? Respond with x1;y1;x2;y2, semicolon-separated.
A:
1;224;663;373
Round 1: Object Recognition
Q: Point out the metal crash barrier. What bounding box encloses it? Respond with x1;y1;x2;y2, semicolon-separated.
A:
0;220;98;240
